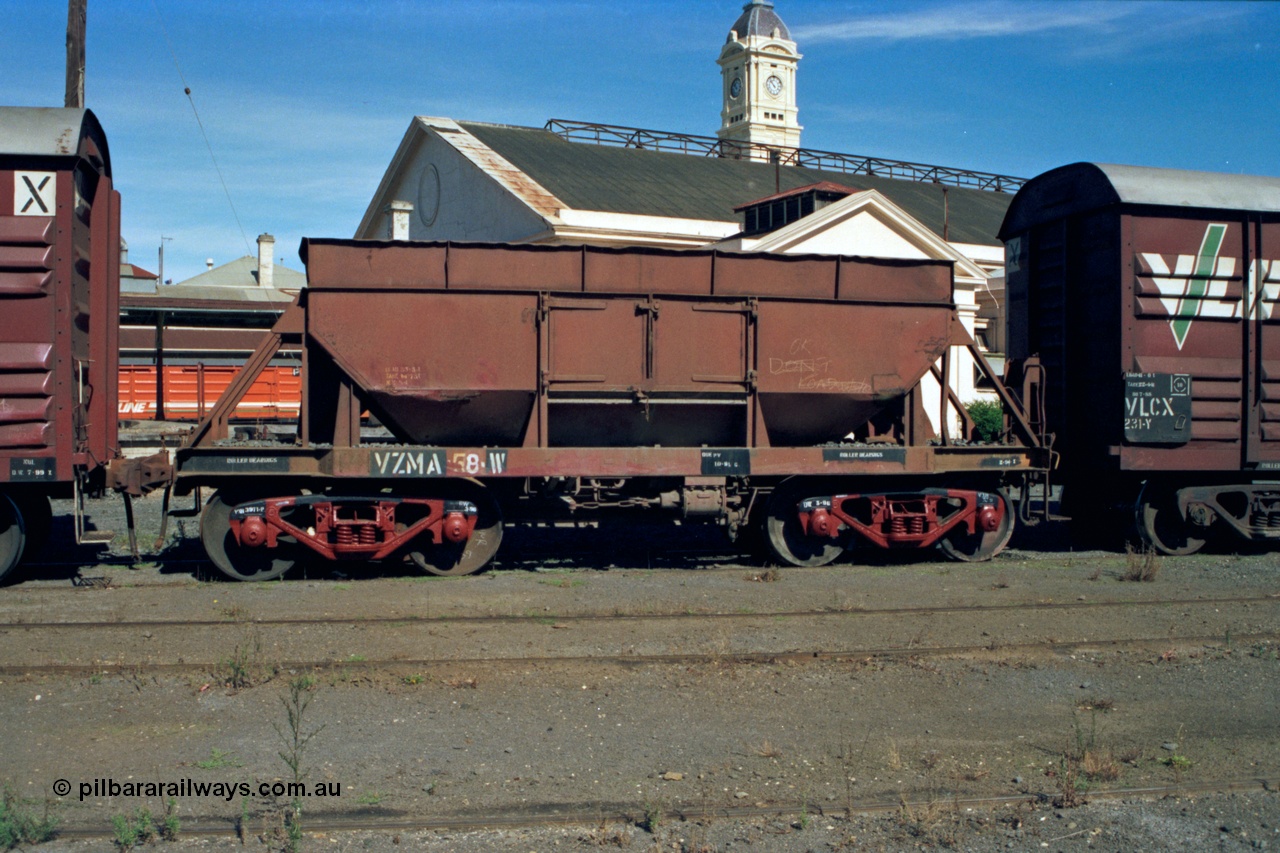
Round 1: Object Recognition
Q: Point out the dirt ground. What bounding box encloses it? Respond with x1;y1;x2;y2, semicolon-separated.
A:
0;491;1277;852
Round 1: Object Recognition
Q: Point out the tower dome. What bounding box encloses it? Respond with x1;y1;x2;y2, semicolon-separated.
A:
717;0;802;152
730;0;790;41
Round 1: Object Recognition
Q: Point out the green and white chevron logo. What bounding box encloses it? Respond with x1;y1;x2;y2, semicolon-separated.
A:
1140;223;1235;351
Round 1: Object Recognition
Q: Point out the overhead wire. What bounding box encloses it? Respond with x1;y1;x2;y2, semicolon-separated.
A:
150;0;253;258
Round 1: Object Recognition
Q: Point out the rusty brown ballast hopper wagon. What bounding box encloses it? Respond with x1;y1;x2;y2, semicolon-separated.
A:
176;240;1049;580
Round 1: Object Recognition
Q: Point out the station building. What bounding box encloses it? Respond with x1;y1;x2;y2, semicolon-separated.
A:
118;1;1020;427
356;1;1020;410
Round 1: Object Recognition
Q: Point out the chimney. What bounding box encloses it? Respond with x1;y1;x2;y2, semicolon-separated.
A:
257;233;275;288
386;200;413;241
206;258;214;271
119;237;129;266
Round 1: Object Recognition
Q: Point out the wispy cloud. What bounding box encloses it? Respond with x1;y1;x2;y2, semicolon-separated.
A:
804;102;960;131
791;2;1137;44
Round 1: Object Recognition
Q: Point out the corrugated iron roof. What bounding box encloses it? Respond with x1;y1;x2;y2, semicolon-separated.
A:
460;121;1011;246
163;255;302;301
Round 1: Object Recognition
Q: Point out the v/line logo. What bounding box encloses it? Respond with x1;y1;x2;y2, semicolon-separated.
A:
1139;224;1280;351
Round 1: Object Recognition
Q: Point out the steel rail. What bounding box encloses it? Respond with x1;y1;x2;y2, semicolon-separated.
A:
0;593;1275;631
46;776;1278;840
1;631;1274;679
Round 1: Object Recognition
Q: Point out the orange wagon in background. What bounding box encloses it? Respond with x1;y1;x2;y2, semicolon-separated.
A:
118;364;302;422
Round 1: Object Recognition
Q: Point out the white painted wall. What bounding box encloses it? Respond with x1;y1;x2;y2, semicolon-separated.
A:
361;131;550;244
760;212;930;258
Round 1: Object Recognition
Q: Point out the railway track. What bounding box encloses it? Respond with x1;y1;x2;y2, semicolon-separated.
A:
0;591;1276;631
2;630;1274;680
1;590;1275;676
44;777;1279;840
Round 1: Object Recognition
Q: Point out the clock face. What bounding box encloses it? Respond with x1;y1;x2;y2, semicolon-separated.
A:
730;77;742;99
766;75;783;97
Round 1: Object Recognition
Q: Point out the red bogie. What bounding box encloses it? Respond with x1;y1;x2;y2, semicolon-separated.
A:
228;497;478;562
797;489;1004;551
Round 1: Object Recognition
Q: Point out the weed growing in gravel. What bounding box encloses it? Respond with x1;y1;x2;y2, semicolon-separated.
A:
836;726;871;819
219;604;247;620
1081;750;1122;782
1051;706;1128;806
1163;753;1193;777
194;748;241;770
110;807;155;851
220;630;275;689
1250;642;1279;661
234;797;249;845
273;675;324;853
1076;697;1115;713
109;814;139;851
919;750;942;771
885;738;902;771
755;739;783;759
897;792;959;846
537;577;585;589
1122;545;1161;582
638;798;664;833
160;799;180;841
123;668;150;693
1050;755;1085;809
0;786;58;849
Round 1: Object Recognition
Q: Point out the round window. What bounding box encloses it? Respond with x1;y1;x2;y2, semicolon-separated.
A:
417;164;441;227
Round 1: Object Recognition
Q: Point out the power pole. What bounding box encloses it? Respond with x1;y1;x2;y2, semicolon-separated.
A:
65;0;87;108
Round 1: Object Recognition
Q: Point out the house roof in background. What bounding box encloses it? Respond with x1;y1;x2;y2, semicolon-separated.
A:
126;255;304;303
121;263;157;280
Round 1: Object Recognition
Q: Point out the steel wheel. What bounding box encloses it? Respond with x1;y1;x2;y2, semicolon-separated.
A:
14;495;51;562
201;492;301;581
0;495;26;584
764;481;844;568
1136;482;1205;556
939;490;1016;562
409;487;503;576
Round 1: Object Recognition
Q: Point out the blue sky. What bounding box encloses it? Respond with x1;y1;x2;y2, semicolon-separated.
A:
4;0;1277;282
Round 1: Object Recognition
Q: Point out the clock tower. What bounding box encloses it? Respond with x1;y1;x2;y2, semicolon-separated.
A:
717;0;802;153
